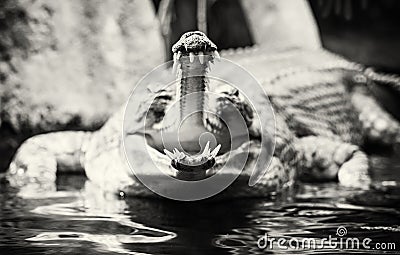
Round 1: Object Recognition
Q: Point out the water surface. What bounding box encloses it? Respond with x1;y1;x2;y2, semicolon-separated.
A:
1;153;400;254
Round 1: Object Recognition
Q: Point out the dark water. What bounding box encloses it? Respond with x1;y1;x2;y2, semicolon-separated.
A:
1;153;400;255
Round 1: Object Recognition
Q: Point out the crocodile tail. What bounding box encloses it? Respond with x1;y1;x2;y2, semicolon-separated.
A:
364;68;400;120
364;68;400;92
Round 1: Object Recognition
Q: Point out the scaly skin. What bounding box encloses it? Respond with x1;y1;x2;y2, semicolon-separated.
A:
7;32;400;198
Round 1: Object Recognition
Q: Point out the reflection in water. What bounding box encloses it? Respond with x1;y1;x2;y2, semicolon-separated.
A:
0;154;399;254
27;232;151;255
21;182;176;255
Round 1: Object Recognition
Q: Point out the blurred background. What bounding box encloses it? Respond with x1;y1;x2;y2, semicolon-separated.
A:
1;0;399;172
153;0;400;73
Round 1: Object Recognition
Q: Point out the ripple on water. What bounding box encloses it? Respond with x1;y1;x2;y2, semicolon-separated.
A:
10;181;177;255
1;154;400;254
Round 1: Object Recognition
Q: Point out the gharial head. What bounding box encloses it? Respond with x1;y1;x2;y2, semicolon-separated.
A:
162;31;223;178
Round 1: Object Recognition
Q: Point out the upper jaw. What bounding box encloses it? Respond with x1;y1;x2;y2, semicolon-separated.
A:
171;31;217;54
172;49;220;77
171;31;220;68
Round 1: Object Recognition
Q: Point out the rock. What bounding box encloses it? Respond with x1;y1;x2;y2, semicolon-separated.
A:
0;0;164;171
241;0;321;50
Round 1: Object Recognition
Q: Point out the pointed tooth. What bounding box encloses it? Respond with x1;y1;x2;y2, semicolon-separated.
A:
177;52;181;60
202;141;210;156
176;69;182;78
164;149;175;160
189;52;195;63
173;148;179;154
198;52;204;64
214;51;221;61
173;53;177;62
174;151;181;159
210;144;221;157
172;60;178;74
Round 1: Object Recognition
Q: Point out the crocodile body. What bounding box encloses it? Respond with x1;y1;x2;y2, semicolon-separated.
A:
7;32;400;198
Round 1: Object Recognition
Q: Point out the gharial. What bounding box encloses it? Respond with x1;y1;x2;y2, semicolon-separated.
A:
6;31;400;198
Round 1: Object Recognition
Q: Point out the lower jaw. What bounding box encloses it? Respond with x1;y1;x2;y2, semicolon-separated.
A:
122;139;288;198
125;135;290;198
146;139;259;179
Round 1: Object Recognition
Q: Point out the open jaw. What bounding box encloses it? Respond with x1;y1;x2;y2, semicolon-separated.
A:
162;31;223;176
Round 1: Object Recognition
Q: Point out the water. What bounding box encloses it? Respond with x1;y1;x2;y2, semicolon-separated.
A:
1;153;400;254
